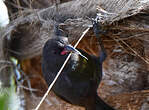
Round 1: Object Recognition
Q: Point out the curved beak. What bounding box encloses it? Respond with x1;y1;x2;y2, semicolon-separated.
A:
61;45;88;60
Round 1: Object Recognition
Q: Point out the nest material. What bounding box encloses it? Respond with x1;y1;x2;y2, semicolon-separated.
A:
0;0;148;59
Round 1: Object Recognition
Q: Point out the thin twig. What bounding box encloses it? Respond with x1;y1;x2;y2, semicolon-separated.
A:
0;60;13;65
34;27;90;110
112;26;149;32
113;36;149;64
18;85;38;92
16;0;23;16
119;38;149;64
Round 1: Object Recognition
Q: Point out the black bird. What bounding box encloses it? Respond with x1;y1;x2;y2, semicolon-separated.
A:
42;23;115;110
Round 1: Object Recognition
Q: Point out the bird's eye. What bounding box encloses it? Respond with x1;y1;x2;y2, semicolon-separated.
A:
57;41;64;47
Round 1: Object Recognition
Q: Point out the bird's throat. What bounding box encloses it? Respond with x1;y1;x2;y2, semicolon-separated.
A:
60;49;69;55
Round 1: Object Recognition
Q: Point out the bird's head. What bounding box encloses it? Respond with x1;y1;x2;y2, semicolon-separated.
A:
43;37;87;60
43;37;74;56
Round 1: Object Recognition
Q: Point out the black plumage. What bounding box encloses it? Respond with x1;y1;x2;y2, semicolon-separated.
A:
42;23;115;110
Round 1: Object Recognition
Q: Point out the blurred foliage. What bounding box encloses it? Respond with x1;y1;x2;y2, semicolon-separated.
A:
0;67;18;110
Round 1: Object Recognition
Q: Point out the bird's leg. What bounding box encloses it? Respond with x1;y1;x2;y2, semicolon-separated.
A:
92;18;107;63
98;36;107;63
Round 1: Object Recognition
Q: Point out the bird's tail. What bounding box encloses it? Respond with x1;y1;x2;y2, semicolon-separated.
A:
96;95;115;110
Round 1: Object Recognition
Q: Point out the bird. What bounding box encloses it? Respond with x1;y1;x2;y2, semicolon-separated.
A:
0;0;9;28
42;23;115;110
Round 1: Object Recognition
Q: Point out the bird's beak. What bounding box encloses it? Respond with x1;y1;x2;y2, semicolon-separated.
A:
61;45;88;60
